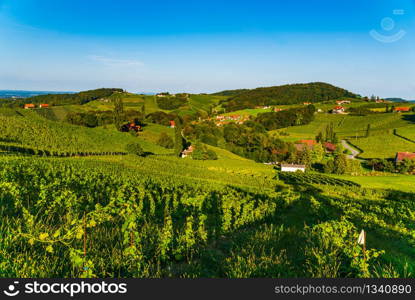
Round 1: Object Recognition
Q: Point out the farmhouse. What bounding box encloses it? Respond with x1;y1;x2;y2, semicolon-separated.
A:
121;122;142;132
336;100;351;105
394;107;411;113
281;164;306;172
39;103;49;108
181;145;194;158
24;104;35;109
303;102;312;105
169;120;176;128
332;106;346;114
294;140;316;151
395;152;415;163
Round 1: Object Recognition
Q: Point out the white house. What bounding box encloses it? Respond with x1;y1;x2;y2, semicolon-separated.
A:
281;164;306;172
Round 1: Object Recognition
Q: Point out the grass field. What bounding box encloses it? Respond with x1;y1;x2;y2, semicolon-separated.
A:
330;174;415;192
348;133;415;159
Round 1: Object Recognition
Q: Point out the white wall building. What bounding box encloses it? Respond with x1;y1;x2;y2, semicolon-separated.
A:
281;164;306;172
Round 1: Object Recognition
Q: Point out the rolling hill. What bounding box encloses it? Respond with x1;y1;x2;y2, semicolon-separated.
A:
222;82;359;111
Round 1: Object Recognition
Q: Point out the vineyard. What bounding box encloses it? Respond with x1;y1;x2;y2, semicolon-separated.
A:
277;171;360;187
0;110;170;156
1;156;415;277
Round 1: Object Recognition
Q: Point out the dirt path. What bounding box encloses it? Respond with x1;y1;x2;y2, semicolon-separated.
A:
341;139;360;159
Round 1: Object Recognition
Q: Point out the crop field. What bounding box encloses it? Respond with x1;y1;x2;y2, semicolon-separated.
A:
396;126;415;142
273;112;415;144
329;174;415;193
348;133;415;159
1;156;415;278
0;110;170;155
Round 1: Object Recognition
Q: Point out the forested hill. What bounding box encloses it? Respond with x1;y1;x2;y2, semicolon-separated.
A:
19;88;123;106
222;82;359;111
211;88;250;96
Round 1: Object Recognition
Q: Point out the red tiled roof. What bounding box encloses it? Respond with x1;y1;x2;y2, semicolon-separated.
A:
334;106;345;110
24;104;35;108
394;107;411;112
296;140;317;146
396;152;415;162
324;142;336;152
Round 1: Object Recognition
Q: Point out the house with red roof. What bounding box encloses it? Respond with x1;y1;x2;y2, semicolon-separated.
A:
324;142;336;152
395;152;415;163
39;103;49;108
169;120;176;128
181;145;194;158
332;106;345;114
294;140;316;151
394;107;411;113
24;103;35;109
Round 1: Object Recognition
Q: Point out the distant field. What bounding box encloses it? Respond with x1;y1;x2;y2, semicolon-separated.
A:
330;174;415;192
348;133;415;159
396;126;415;142
273;112;415;144
139;123;174;144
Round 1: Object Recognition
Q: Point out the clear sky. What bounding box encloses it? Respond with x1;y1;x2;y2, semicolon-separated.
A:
0;0;414;98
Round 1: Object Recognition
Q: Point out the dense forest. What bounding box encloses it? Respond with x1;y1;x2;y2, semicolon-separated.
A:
156;95;188;110
222;82;359;111
211;89;250;97
255;105;316;130
12;88;123;106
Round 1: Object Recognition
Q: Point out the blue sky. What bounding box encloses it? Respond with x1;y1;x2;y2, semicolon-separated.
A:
0;0;414;98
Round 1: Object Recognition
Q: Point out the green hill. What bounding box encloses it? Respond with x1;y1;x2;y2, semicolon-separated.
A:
16;88;123;106
222;82;359;111
0;109;169;155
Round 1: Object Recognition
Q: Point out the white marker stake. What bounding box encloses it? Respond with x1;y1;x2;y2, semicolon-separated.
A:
357;229;366;262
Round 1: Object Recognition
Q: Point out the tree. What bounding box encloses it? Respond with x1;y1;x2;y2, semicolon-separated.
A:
141;104;146;117
365;124;371;138
157;132;174;149
125;143;144;156
333;154;347;174
112;93;124;131
310;143;325;164
299;148;312;167
174;119;185;157
191;142;218;160
316;131;324;143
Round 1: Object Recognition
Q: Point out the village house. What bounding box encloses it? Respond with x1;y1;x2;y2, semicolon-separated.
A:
394;107;411;113
274;107;284;112
294;140;317;151
281;163;306;172
336;100;351;105
39;103;49;108
395;152;415;164
324;142;336;152
121;121;142;132
169;120;176;128
332;106;346;114
303;102;312;105
24;104;36;109
181;145;194;158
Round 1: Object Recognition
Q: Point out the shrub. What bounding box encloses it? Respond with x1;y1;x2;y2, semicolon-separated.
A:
125;143;144;156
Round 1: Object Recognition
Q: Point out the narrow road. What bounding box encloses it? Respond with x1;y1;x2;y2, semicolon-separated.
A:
341;139;360;159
